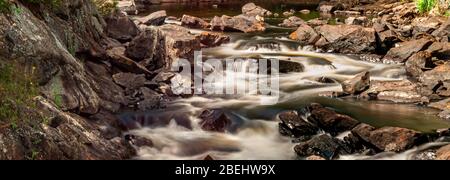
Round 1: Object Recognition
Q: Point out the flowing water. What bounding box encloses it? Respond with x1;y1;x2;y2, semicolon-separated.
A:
125;2;450;160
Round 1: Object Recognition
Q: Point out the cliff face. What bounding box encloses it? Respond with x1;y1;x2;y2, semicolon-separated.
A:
0;0;134;160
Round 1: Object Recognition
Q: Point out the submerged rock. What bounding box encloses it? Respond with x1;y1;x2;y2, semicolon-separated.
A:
351;123;422;152
341;71;370;95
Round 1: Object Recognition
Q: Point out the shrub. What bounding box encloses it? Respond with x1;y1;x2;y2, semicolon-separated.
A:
416;0;437;13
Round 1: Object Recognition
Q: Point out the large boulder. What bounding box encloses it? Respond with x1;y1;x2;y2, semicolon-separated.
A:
289;24;320;45
135;10;167;26
278;111;319;137
242;2;272;17
431;18;450;42
341;71;370;95
426;42;450;60
158;24;202;64
314;25;377;54
351;123;423;152
307;103;360;136
181;15;210;29
210;15;266;33
124;27;166;70
405;51;434;79
105;11;140;42
278;16;305;28
383;38;434;63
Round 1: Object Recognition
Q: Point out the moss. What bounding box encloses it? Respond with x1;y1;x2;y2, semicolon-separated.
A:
93;0;118;16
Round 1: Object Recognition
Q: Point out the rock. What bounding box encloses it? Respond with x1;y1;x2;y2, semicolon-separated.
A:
351;123;422;152
436;145;450;160
345;16;368;26
118;0;138;15
199;109;232;132
429;98;450;111
241;3;272;17
210;15;266;33
419;63;450;97
315;25;377;54
359;80;425;103
307;103;360;135
334;10;361;16
282;11;294;17
299;9;311;14
341;71;370;95
125;27;165;67
197;32;230;48
431;18;450;42
134;0;161;11
273;13;279;17
289;24;320;45
278;16;305;28
106;47;153;74
158;24;202;63
318;3;344;13
152;72;175;83
306;155;326;160
137;90;163;111
405;51;434;79
279;60;304;73
124;134;154;147
426;42;450;60
294;134;344;160
181;15;210;29
112;73;147;90
135;10;167;26
378;30;400;51
105;11;140;42
278;111;319;137
204;155;215;160
412;17;441;35
383;38;434;63
307;18;326;27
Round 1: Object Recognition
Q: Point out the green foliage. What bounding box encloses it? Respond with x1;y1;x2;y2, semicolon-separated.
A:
416;0;437;13
0;62;39;124
93;0;118;16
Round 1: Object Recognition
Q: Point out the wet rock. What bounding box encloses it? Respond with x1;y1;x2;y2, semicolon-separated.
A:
125;134;154;147
345;16;368;26
307;18;326;27
341;71;370;95
279;60;304;73
278;111;319;137
125;27;165;67
241;3;272;17
351;123;422;152
105;11;140;42
197;32;230;48
289;24;320;45
152;72;175;83
158;24;202;63
112;73;147;89
405;51;434;79
199;109;232;132
359;80;425;103
307;103;360;135
318;3;344;13
204;155;215;160
419;63;450;97
181;15;210;29
135;10;167;26
210;15;266;33
383;38;434;63
411;150;436;160
134;0;162;11
315;25;377;54
106;47;152;74
279;16;306;28
299;9;311;14
294;134;345;160
436;144;450;160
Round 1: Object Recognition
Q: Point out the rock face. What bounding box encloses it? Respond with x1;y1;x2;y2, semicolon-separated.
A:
0;0;135;159
307;103;360;135
210;15;266;33
289;24;320;45
181;15;210;29
199;109;232;132
242;3;272;17
278;111;319;137
351;123;422;152
105;11;140;42
315;25;377;53
341;71;370;95
384;38;433;63
135;10;167;26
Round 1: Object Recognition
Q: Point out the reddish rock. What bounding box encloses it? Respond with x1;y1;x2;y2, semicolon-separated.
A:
199;109;232;132
181;15;210;29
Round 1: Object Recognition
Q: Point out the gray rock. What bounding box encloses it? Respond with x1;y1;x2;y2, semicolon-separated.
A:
135;10;167;26
105;11;140;42
341;71;370;95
